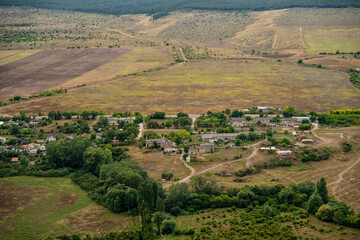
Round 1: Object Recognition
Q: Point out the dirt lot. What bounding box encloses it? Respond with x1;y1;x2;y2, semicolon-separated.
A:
0;48;131;100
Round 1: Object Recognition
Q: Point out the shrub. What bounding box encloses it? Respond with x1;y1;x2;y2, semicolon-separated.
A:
161;219;176;234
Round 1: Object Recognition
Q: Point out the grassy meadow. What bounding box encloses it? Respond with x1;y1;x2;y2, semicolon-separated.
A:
1;60;359;114
305;28;360;54
0;176;134;239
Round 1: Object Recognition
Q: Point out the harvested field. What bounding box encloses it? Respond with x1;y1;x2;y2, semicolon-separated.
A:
2;60;359;115
0;48;131;101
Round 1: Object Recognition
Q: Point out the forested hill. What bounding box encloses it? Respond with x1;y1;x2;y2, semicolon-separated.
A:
1;0;360;15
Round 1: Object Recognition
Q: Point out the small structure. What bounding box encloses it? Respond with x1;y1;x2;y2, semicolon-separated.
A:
46;135;57;142
302;139;314;144
199;144;214;153
145;137;176;149
276;150;292;156
67;134;76;139
0;137;7;144
188;147;197;155
292;132;297;137
201;133;239;143
29;149;37;157
108;117;135;125
11;157;19;164
164;147;178;154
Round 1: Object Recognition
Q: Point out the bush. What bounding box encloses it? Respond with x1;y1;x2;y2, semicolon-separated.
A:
342;142;352;152
161;219;176;234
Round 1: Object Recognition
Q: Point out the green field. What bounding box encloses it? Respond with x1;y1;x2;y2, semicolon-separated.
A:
305;28;360;54
1;60;359;115
0;177;133;239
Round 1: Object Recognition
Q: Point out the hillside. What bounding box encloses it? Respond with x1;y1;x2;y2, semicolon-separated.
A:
1;0;360;15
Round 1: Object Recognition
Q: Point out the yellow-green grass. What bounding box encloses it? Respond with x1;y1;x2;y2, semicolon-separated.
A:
167;208;360;240
127;146;190;182
1;60;360;115
203;148;248;162
0;50;41;66
305;28;360;54
0;176;133;239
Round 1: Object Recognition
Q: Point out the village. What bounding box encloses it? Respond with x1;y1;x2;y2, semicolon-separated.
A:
0;106;317;169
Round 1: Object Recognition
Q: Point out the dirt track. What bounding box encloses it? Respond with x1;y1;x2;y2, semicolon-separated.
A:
0;48;131;99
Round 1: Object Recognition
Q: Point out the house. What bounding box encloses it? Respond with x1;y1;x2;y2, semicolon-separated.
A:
229;118;247;127
199;144;215;153
145;137;176;148
39;145;46;151
108;117;135;125
302;139;314;144
262;140;272;147
0;137;6;144
11;157;19;164
0;121;4;126
292;132;297;137
201;133;239;143
164;147;178;154
282;118;302;127
188;147;197;155
253;118;271;125
36;139;45;143
260;147;276;151
29;149;37;157
96;133;102;140
46;135;57;142
22;144;35;151
276;150;292;156
67;134;76;139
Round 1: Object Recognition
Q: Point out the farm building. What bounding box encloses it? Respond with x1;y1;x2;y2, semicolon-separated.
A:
199;144;215;153
145;137;176;148
201;133;239;143
11;157;19;164
302;139;314;144
108;117;135;125
276;150;292;156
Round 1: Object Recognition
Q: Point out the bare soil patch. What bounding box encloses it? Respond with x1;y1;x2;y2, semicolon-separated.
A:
0;48;131;100
0;183;35;221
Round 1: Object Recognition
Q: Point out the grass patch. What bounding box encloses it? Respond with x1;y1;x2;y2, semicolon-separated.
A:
0;176;131;239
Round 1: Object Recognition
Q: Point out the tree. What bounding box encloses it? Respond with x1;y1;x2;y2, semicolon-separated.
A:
308;192;324;214
279;187;296;204
316;204;333;222
155;197;165;212
153;212;166;235
231;110;244;118
46;136;92;169
190;176;222;196
225;108;231;116
83;147;112;176
177;112;189;118
140;201;154;240
333;209;345;224
316;178;328;203
138;180;155;211
282;106;297;118
165;120;172;128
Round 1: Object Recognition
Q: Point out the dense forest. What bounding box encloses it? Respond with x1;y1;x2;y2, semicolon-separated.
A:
1;0;360;15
